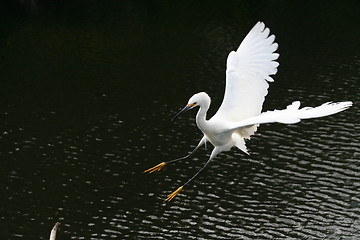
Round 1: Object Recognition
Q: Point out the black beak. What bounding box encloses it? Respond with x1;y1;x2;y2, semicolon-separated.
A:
172;105;193;121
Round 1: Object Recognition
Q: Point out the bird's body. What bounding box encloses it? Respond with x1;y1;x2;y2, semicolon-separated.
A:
190;93;246;154
145;22;353;201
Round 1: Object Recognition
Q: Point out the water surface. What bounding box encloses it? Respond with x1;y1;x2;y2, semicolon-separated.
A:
0;1;359;239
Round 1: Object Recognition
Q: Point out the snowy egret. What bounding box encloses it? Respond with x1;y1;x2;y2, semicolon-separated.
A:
144;21;353;201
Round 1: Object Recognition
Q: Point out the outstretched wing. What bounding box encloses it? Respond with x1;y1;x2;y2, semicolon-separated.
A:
212;22;279;137
226;101;353;131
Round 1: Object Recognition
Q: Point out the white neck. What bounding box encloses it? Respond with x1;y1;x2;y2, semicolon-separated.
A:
196;104;209;132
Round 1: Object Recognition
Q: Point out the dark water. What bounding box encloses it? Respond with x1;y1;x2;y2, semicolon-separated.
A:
0;1;359;239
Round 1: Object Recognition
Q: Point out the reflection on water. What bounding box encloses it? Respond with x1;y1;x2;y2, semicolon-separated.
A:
0;1;359;239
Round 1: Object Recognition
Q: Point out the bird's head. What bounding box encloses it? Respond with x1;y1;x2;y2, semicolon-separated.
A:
172;92;210;121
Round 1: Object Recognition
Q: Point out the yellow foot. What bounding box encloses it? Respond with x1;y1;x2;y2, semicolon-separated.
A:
144;162;167;173
165;186;184;202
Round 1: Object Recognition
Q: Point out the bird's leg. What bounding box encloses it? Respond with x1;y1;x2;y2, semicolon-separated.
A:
165;147;221;201
144;137;205;173
165;158;211;201
143;145;200;173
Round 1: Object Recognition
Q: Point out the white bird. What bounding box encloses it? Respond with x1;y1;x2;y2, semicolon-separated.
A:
144;21;353;201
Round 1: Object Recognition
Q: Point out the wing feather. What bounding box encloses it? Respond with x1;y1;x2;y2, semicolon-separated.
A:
212;21;279;138
226;101;353;131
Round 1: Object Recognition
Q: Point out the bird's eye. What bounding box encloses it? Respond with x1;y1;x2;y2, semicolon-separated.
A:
193;102;197;105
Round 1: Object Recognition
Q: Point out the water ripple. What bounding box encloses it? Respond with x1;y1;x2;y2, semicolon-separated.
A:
1;1;359;239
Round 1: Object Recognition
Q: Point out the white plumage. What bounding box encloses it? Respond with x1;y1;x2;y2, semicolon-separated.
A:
213;21;280;140
145;21;353;201
228;101;353;130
